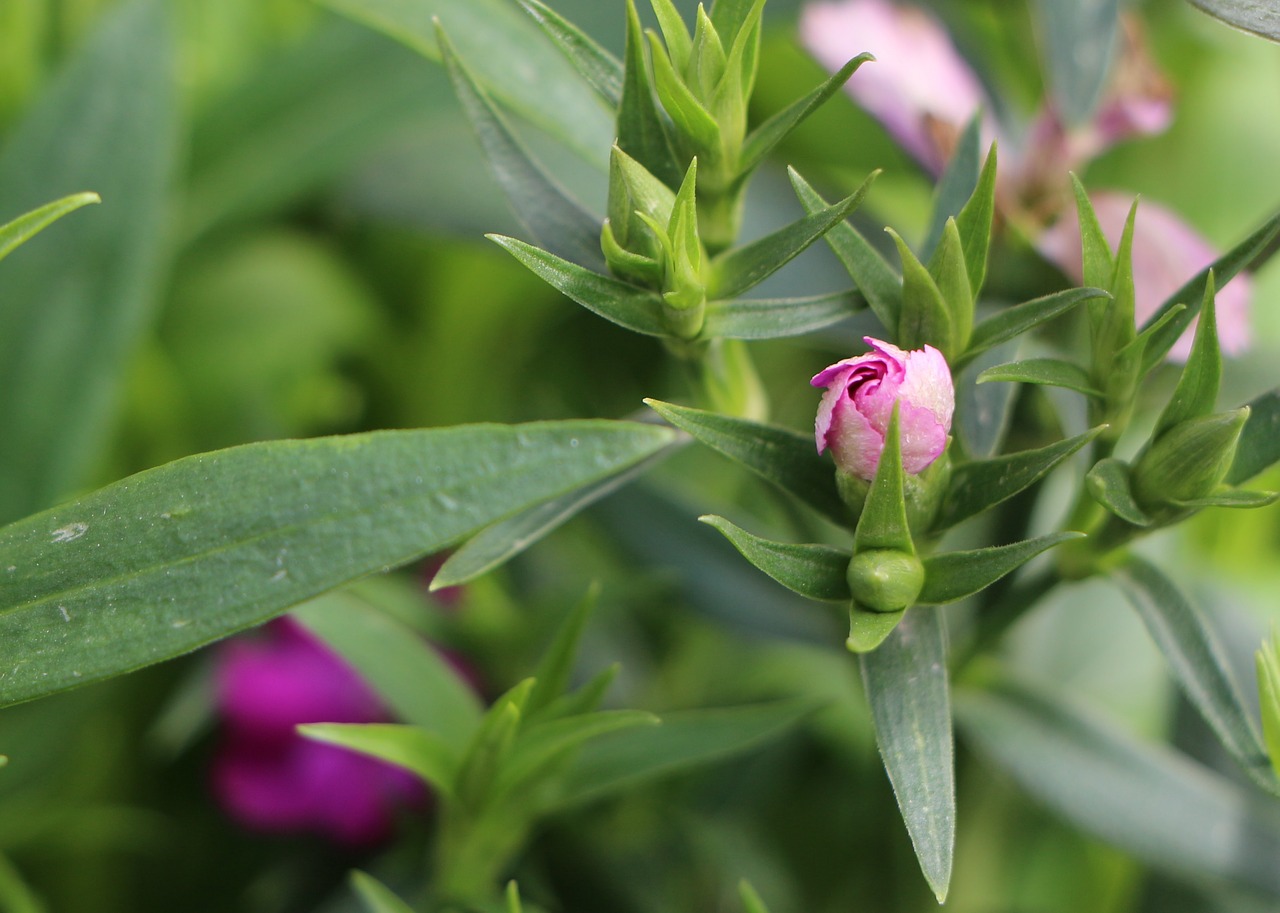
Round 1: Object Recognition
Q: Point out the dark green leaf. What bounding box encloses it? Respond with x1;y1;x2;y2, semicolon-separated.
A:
918;533;1084;605
495;710;659;798
1142;206;1280;371
439;26;604;270
935;427;1105;531
1031;0;1119;125
699;515;850;601
1112;555;1279;793
300;723;459;795
0;0;177;524
527;585;599;717
710;172;877;299
1185;0;1280;41
489;236;668;336
703;290;864;339
1228;387;1280;484
350;871;417;913
1155;276;1221;436
953;144;997;296
921;114;980;261
789;167;901;332
890;229;953;356
1173;489;1279;509
929;219;974;351
516;0;623;107
644;399;848;526
1086;457;1152;526
860;607;954;902
854;409;914;554
740;54;873;174
977;357;1101;396
846;604;906;653
958;287;1109;370
295;586;483;743
552;700;818;810
0;193;99;264
619;0;683;187
955;675;1280;896
0;421;676;708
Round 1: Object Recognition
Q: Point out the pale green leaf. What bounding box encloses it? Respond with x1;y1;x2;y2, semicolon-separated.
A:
0;193;99;265
300;723;459;795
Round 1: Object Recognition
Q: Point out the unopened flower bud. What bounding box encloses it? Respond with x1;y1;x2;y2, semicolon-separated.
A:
1131;407;1248;514
847;549;925;613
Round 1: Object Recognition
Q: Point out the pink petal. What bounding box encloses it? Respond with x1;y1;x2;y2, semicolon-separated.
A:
897;344;955;429
897;400;949;473
826;396;886;481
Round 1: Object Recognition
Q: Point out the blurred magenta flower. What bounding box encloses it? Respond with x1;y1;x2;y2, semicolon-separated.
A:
813;337;954;480
799;0;1248;355
211;618;425;847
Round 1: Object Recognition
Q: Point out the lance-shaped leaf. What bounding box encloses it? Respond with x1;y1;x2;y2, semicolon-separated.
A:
955;676;1280;897
860;607;954;902
644;399;847;526
921;114;981;260
1112;554;1280;794
954;339;1020;460
703;290;865;339
516;0;623;107
918;532;1085;605
1259;633;1280;777
1071;174;1115;289
1141;206;1280;371
1173;489;1279;510
977;357;1101;397
439;25;604;271
789;167;901;332
934;426;1105;531
648;33;721;153
739;53;874;174
1228;386;1280;484
455;679;533;809
651;0;692;72
526;585;600;718
1185;0;1280;42
1086;458;1152;526
0;193;100;265
890;229;954;357
1155;275;1222;436
953;144;997;296
930;219;974;351
700;515;850;601
619;0;682;187
490;236;668;336
300;723;459;795
738;881;771;913
854;408;914;554
0;421;676;708
493;710;659;800
709;172;878;300
958;287;1109;370
1032;0;1118;125
351;871;417;913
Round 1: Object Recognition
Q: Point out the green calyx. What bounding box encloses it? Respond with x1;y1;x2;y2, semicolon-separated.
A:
1131;407;1248;515
847;549;925;613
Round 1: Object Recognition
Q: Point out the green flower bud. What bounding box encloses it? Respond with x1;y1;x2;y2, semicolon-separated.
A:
604;146;675;267
1131;407;1248;515
847;549;925;614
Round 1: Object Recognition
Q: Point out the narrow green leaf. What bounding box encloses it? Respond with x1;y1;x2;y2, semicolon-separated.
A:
505;880;524;913
889;229;953;356
918;533;1085;605
738;881;771;913
489;235;669;336
700;515;851;602
1185;0;1280;41
534;664;620;724
1156;274;1221;437
740;54;874;174
710;0;756;42
0;421;676;708
710;171;878;299
644;399;848;527
955;675;1280;896
789;167;901;332
1112;555;1279;794
494;709;659;799
860;607;954;902
1142;207;1280;371
846;604;906;653
1096;199;1139;365
649;32;721;152
958;287;1109;370
935;427;1105;531
516;0;623;107
300;723;459;795
439;26;604;270
855;409;914;554
1228;387;1280;484
652;0;693;72
953;144;997;296
1258;633;1280;777
955;339;1021;459
0;193;99;265
1031;0;1119;125
921;113;981;261
350;871;417;913
0;0;177;524
703;290;864;339
619;0;682;187
435;446;676;588
1070;174;1115;290
977;357;1101;396
1086;457;1152;526
456;679;532;809
551;700;818;810
929;218;974;351
1173;489;1279;509
294;586;484;743
527;585;600;717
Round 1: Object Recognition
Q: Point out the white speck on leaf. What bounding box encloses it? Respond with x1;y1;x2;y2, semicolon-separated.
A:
50;522;88;543
58;606;70;622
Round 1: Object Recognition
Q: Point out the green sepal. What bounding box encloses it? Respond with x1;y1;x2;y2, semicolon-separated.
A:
1132;408;1248;515
644;398;848;526
1171;488;1279;510
929;218;974;353
490;235;669;337
710;170;878;300
1257;632;1280;779
607;145;676;253
0;192;100;264
619;0;682;187
649;31;722;154
350;871;417;913
1070;174;1114;290
700;515;851;601
1154;272;1221;437
934;426;1105;531
689;5;728;100
918;532;1085;605
1086;457;1152;526
976;358;1101;397
953;143;997;297
958;287;1108;370
847;603;907;653
854;407;915;554
516;0;623;107
703;290;865;339
890;228;955;358
455;679;534;811
299;723;459;796
527;584;600;718
602;221;664;287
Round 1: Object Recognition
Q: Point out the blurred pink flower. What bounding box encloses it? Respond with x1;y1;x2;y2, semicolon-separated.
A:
211;618;425;847
813;337;954;480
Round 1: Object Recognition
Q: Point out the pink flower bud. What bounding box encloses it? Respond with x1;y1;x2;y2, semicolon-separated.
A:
813;337;954;481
